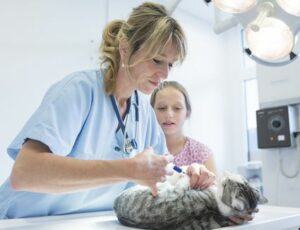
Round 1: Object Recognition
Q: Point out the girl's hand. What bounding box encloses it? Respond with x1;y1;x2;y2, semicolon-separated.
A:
186;163;215;189
129;147;173;196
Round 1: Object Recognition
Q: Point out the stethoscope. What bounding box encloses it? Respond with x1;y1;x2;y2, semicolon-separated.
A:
110;90;139;156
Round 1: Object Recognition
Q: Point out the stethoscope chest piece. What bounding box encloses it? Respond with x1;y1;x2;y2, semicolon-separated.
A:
124;138;138;154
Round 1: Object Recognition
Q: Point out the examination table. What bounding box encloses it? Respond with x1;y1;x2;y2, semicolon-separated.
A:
1;205;300;230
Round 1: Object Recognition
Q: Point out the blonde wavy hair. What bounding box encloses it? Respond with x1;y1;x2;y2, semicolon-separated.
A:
99;2;187;94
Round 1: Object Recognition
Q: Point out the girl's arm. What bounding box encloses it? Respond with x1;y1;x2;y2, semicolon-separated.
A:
204;155;217;174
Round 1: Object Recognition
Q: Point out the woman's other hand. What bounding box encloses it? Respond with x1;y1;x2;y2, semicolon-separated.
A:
186;163;215;189
129;147;173;197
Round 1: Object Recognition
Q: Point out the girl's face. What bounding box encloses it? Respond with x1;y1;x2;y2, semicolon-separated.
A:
129;41;178;95
153;87;188;136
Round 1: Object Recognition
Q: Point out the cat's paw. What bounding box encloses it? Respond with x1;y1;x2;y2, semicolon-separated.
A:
174;174;190;193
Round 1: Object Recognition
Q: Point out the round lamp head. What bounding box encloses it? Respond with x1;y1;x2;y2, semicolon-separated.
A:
246;17;294;61
277;0;300;17
213;0;257;14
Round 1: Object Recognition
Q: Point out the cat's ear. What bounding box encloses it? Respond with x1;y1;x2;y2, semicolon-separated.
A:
222;171;232;179
222;171;245;183
258;194;268;204
254;189;268;204
219;171;231;186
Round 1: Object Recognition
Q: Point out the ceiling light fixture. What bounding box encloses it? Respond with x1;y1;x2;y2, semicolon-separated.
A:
245;2;295;62
166;0;299;66
205;0;300;66
213;0;257;14
276;0;300;17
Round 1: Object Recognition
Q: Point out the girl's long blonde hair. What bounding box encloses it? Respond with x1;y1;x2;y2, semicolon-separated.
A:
99;2;187;94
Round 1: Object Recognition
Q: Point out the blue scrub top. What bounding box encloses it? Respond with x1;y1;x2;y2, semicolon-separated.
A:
0;69;167;219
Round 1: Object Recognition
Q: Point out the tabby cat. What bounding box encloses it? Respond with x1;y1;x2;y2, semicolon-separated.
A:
114;171;267;230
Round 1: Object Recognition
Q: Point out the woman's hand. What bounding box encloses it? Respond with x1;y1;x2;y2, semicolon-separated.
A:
129;147;173;197
186;163;215;189
228;208;259;225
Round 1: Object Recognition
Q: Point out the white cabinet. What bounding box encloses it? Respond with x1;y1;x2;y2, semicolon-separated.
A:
257;58;300;108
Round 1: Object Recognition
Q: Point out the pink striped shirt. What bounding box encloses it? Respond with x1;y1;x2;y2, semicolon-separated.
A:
173;137;212;167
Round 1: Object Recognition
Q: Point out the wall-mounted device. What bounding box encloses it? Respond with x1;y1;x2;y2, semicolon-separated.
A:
256;105;297;148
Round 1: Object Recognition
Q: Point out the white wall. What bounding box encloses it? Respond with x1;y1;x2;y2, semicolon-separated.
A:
251;59;300;207
0;0;247;184
0;0;107;183
169;16;248;173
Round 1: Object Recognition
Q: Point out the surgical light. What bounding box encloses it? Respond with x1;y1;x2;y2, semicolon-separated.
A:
245;2;294;61
166;0;300;66
209;0;299;66
213;0;257;14
246;17;294;61
276;0;300;17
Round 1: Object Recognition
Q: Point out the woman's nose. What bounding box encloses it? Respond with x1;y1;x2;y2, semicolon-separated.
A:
160;64;169;80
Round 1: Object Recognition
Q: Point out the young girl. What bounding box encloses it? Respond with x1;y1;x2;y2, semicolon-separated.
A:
151;81;216;174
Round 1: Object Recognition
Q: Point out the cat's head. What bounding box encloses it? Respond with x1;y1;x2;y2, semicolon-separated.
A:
217;171;267;215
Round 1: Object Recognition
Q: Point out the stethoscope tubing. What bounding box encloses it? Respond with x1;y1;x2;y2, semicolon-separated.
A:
110;91;139;155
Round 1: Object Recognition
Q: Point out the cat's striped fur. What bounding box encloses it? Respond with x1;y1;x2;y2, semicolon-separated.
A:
114;171;266;230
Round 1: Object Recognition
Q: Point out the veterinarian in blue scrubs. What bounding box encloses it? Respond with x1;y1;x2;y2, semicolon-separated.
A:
0;3;254;224
0;2;188;219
